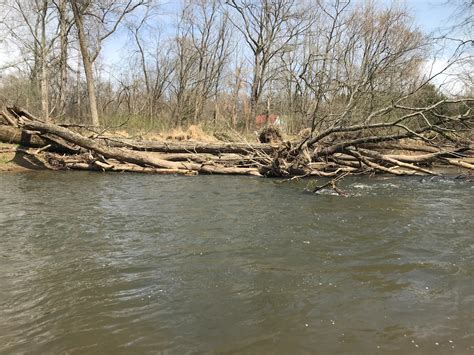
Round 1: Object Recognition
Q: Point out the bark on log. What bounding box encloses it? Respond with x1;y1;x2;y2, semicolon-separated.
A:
443;158;474;170
0;124;82;154
97;137;276;155
0;125;50;147
346;148;421;176
358;148;440;175
66;162;199;175
153;152;265;165
0;109;18;127
1;105;472;181
20;120;261;176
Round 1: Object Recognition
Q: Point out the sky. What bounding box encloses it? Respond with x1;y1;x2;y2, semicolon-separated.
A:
0;0;469;93
101;0;463;63
100;0;467;93
399;0;457;32
0;0;461;64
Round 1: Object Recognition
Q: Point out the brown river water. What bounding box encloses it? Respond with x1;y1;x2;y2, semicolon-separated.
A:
0;172;473;354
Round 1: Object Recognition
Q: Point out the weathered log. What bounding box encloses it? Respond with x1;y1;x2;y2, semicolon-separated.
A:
443;158;474;170
65;161;199;175
358;148;439;175
0;109;18;127
346;148;421;176
0;124;82;154
154;152;266;166
0;125;50;147
361;143;442;153
97;137;277;155
384;148;470;163
2;105;472;182
19;119;261;176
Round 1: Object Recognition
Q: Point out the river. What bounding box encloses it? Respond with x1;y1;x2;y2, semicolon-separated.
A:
0;172;473;353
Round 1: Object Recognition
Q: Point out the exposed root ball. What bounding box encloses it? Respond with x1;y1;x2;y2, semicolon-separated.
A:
298;128;312;139
259;126;283;143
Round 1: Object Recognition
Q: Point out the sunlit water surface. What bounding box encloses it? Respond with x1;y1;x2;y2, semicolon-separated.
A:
0;172;473;354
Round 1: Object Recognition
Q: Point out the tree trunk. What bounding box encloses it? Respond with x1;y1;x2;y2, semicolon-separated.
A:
58;0;68;117
95;138;277;155
250;59;261;116
40;0;49;122
18;119;261;175
70;0;100;126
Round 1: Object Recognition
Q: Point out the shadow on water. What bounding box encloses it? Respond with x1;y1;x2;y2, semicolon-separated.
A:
0;172;473;353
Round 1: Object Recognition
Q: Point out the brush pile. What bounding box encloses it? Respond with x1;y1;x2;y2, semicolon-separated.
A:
0;104;473;194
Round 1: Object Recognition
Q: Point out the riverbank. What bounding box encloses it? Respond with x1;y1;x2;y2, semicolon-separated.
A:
0;143;41;172
1;106;473;193
2;142;471;179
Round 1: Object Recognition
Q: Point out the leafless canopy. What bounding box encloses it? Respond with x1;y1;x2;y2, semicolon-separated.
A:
0;0;471;139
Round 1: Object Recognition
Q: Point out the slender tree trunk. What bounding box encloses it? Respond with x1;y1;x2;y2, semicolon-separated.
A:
193;90;202;125
58;0;68;117
250;59;261;116
76;55;81;119
70;0;100;126
213;81;219;127
40;0;49;122
230;64;242;128
40;54;49;122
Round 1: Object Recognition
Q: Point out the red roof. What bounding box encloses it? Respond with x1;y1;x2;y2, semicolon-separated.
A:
255;114;278;125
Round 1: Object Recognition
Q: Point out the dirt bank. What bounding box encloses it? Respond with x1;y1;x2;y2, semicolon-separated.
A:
0;143;45;172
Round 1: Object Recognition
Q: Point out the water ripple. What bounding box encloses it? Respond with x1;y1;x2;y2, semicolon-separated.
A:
0;172;473;353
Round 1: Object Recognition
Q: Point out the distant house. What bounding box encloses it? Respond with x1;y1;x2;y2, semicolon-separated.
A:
255;114;281;128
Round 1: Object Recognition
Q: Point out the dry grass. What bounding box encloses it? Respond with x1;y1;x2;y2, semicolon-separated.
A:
102;124;220;143
161;125;218;142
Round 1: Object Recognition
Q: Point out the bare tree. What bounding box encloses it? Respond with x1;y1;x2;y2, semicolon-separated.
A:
69;0;148;126
189;0;230;124
130;29;173;123
289;1;427;137
170;0;230;127
54;0;71;117
226;0;311;116
0;0;59;121
0;0;471;140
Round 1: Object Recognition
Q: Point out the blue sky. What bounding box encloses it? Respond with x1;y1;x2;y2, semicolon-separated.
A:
86;0;468;95
0;0;465;90
102;0;461;64
0;0;459;66
398;0;459;32
364;0;457;33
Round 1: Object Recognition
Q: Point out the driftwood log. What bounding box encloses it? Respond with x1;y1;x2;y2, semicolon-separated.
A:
95;138;277;155
1;105;473;195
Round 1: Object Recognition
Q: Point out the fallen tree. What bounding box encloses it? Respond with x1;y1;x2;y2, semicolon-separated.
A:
1;102;473;195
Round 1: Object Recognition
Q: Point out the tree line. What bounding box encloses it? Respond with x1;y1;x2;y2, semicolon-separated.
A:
0;0;472;134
